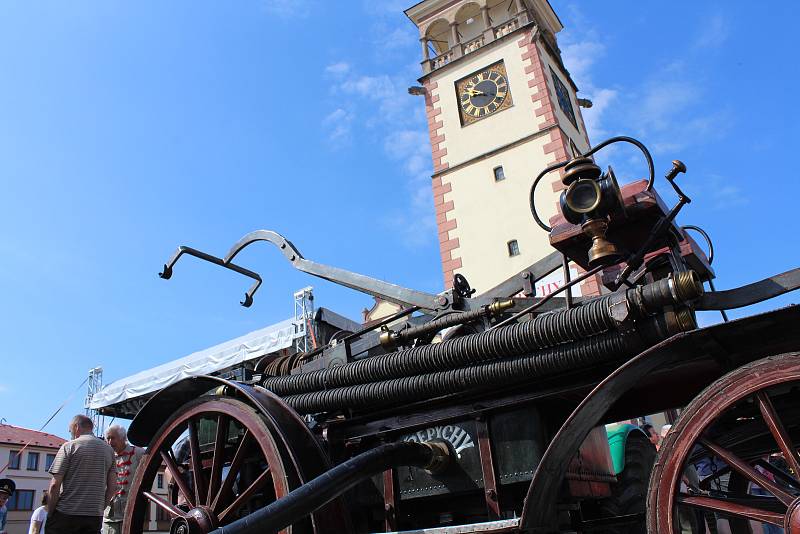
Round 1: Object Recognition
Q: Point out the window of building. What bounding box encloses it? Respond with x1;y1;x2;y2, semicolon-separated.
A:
550;67;578;129
507;239;520;257
8;451;21;470
45;453;56;471
157;473;164;489
27;452;39;471
7;489;35;511
493;166;506;181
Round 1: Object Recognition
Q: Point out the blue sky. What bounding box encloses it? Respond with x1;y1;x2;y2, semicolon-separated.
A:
1;1;798;438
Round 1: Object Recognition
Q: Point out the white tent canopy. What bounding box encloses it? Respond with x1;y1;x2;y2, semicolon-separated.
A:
90;318;300;409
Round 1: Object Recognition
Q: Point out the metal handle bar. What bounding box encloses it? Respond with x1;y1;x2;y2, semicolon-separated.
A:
159;246;262;307
529;136;656;232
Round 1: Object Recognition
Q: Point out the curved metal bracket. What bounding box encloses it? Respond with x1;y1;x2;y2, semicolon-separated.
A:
224;229;304;264
160;246;262;307
681;224;714;265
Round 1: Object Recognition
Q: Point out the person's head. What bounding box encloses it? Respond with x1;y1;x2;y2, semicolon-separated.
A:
68;414;94;439
642;424;659;445
105;424;129;453
0;478;15;507
41;492;48;506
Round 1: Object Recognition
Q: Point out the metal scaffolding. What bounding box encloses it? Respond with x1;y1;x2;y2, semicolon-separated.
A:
293;286;316;353
85;366;106;436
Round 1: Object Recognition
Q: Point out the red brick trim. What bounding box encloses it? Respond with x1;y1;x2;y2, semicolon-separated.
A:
431;172;460;289
520;36;557;131
424;80;449;174
425;80;459;289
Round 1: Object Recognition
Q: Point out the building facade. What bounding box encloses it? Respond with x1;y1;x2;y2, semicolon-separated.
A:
0;423;169;533
0;424;65;534
405;0;601;297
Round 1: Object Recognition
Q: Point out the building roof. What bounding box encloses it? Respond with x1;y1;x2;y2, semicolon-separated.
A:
0;424;66;448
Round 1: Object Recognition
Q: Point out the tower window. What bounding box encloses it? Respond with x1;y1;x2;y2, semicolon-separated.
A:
493;166;505;181
507;239;520;257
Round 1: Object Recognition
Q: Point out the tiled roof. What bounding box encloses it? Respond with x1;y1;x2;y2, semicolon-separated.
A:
0;424;66;448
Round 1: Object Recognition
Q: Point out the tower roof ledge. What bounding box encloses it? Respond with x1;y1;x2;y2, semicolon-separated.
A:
405;0;562;35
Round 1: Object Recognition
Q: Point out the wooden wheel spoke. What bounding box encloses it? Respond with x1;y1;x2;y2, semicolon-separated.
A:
700;437;796;506
756;390;800;479
678;494;785;526
188;417;208;505
211;429;253;514
143;490;186;518
206;414;229;506
161;450;195;508
218;467;272;523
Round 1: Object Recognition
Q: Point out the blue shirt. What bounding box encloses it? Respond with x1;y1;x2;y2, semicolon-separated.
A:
0;504;7;531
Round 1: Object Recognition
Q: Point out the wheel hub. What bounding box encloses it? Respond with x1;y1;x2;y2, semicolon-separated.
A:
786;497;800;533
170;507;218;534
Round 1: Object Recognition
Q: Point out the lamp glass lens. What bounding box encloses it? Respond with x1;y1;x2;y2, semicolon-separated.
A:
567;180;600;212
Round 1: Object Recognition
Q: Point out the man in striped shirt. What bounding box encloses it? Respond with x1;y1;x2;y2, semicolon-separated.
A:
47;415;116;534
102;425;144;534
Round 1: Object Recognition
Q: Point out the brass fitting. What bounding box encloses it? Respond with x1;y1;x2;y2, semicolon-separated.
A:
488;299;515;315
664;307;698;335
379;330;399;349
582;218;621;267
562;156;602;186
671;270;704;302
421;440;451;475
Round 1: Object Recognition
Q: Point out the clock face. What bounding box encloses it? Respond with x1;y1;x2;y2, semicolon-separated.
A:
455;61;513;125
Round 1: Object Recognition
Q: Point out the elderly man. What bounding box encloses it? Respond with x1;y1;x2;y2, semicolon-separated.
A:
0;478;15;534
47;415;116;534
103;425;144;534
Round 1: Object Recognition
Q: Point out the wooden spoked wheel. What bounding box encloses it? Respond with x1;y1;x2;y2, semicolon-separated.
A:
648;353;800;533
124;397;304;534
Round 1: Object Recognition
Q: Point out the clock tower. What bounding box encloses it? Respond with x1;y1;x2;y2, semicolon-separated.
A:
405;0;599;297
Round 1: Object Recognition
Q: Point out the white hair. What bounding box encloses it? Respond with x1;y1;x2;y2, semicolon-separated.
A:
106;424;127;441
